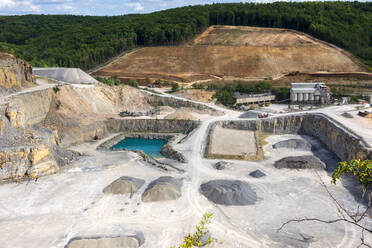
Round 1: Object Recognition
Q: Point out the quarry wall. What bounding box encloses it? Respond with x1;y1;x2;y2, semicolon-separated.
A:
0;52;34;92
217;114;372;161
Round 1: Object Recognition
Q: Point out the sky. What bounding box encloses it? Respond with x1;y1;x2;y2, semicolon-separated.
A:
0;0;369;16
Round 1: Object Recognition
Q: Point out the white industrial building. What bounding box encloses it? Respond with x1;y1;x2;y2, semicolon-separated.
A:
290;82;329;104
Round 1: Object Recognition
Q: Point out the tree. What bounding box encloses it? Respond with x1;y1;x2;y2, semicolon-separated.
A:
278;159;372;248
171;82;180;92
171;213;222;248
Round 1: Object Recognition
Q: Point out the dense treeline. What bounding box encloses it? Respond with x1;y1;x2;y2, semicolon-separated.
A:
0;2;371;70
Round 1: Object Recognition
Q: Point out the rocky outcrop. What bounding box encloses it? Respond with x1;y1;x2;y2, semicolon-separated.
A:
0;52;34;94
0;127;76;181
217;114;372;161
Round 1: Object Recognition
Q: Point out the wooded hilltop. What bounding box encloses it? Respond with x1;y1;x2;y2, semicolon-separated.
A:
0;2;371;71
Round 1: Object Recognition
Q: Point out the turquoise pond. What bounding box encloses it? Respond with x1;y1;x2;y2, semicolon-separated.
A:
111;138;168;158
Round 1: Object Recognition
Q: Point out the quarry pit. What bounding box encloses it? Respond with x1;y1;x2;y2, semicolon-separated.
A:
1;30;372;248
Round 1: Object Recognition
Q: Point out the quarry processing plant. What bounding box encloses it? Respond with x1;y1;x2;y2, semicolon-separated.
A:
290;82;330;104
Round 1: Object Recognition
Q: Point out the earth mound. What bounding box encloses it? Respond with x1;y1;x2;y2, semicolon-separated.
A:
274;155;325;170
165;110;197;121
103;176;145;195
142;176;182;202
200;180;258;206
272;139;311;150
213;161;230;170
249;169;266;178
66;236;141;248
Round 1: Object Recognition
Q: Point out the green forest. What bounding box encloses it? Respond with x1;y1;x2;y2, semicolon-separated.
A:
0;2;371;70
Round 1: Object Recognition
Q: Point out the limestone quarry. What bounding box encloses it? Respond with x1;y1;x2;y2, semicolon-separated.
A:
0;44;372;248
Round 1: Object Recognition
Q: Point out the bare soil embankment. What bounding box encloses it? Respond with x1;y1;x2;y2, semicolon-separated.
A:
93;25;363;84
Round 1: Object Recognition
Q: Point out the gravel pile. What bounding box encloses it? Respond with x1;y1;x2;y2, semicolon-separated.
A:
272;139;311;151
103;176;145;195
200;180;258;206
33;67;98;84
142;176;182;202
249;169;266;178
274;155;325;170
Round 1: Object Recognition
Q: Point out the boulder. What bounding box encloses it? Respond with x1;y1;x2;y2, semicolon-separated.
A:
249;169;266;178
272;139;311;151
200;180;258;206
142;176;182;202
213;161;230;170
274;155;325;170
103;176;145;195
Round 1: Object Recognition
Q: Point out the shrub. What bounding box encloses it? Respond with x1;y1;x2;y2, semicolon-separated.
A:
171;82;180;92
128;79;139;88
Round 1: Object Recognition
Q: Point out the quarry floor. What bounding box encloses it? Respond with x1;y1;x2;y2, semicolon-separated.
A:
0;85;371;247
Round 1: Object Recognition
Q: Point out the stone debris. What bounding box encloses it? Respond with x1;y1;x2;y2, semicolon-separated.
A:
213;161;230;170
103;176;145;195
200;180;258;206
142;176;182;202
274;155;325;170
249;169;266;178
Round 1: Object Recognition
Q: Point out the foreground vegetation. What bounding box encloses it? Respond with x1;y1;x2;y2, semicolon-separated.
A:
0;2;371;70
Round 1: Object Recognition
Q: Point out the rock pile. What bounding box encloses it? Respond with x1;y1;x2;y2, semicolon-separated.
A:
200;180;258;206
142;176;182;202
103;176;145;195
249;169;266;178
213;161;230;170
274;155;325;170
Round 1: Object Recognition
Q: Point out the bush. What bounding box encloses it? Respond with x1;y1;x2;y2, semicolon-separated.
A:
171;82;180;92
128;79;139;88
53;86;60;93
95;76;121;86
192;83;205;89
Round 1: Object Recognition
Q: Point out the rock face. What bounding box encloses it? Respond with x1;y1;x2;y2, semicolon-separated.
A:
213;161;230;170
200;180;258;206
103;176;145;195
217;114;372;161
0;52;34;93
249;169;266;178
160;143;186;163
274;155;325;170
66;236;141;248
142;176;182;202
272;139;311;151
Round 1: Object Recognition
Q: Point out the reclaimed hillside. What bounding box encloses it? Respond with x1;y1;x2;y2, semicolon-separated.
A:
94;26;362;84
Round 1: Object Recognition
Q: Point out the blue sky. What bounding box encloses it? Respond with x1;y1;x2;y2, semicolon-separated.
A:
0;0;369;16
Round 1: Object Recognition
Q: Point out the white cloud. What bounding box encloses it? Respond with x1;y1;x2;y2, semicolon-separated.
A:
123;2;144;11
